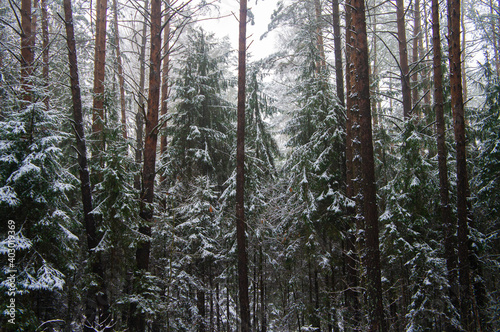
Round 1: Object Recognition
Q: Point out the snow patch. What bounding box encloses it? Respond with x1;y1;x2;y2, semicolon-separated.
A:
0;186;19;206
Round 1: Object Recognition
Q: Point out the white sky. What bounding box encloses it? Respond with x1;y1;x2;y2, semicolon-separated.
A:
199;0;279;60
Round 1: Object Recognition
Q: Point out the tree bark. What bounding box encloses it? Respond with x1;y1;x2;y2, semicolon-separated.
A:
332;0;344;107
92;0;108;148
351;0;386;329
63;0;110;329
461;0;467;104
423;1;432;107
447;0;474;329
141;0;161;288
134;0;149;191
396;0;411;119
314;0;326;74
41;0;49;110
371;10;379;128
236;0;250;329
160;0;171;180
21;0;34;103
492;0;500;75
344;1;361;327
412;0;422;110
432;0;459;321
129;0;160;329
112;0;127;138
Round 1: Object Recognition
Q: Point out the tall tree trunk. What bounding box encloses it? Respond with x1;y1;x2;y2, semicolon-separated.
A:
432;0;459;322
461;0;467;104
314;0;326;74
372;8;380;128
160;0;171;183
352;0;386;329
112;0;127;138
133;0;149;191
32;0;38;46
21;0;34;103
447;0;474;329
344;1;361;327
497;0;500;76
41;0;49;110
412;0;422;110
198;265;206;332
396;0;411;119
63;0;110;329
260;248;267;332
131;0;161;327
423;1;432;107
236;0;250;329
492;0;500;75
92;0;108;150
332;0;344;107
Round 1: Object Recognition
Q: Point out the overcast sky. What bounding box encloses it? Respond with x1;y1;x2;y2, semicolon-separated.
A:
199;0;279;60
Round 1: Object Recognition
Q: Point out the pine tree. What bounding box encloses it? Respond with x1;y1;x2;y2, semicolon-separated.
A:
165;28;233;186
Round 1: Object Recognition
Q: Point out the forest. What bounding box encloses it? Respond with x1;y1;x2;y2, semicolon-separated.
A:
0;0;499;329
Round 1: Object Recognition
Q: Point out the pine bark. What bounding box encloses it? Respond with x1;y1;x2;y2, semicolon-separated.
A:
133;0;149;191
492;0;500;75
332;0;344;107
423;1;432;107
112;0;127;138
432;0;459;319
412;0;422;109
63;0;110;328
92;0;108;147
314;0;326;74
41;0;49;110
396;0;411;119
140;0;161;285
461;0;467;104
236;0;250;329
447;0;474;329
344;0;361;326
32;0;38;46
21;0;34;103
351;0;386;329
160;0;171;171
131;0;161;328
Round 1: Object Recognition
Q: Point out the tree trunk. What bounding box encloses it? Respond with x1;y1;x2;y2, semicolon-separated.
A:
134;0;149;191
160;0;171;182
260;248;267;332
344;1;361;327
198;266;206;332
21;0;34;103
372;10;380;128
492;0;500;75
112;0;127;138
63;0;110;329
396;0;411;119
41;0;49;110
431;0;459;322
332;0;344;107
130;0;161;328
423;1;432;107
91;0;108;149
352;0;386;329
32;0;38;47
447;0;474;329
141;0;161;290
412;0;422;110
314;0;326;74
461;0;467;104
236;0;250;329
